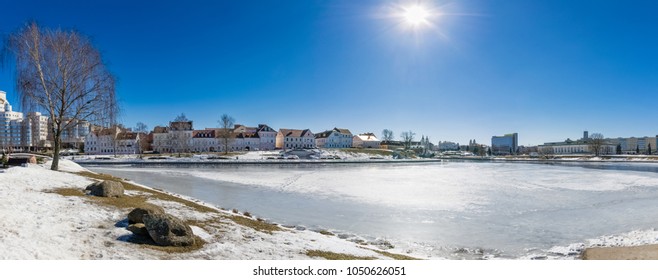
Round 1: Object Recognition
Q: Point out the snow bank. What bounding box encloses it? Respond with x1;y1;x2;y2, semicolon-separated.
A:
42;158;89;173
0;164;403;260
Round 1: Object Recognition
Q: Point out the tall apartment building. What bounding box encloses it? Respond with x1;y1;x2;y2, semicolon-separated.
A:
1;90;53;152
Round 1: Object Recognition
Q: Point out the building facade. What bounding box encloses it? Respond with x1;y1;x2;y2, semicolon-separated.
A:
315;128;353;148
85;126;140;155
491;133;518;155
276;129;315;149
352;133;381;148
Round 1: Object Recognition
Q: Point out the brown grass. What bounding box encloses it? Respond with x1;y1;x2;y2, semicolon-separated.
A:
318;230;335;236
367;249;421;260
76;171;219;214
306;250;377;260
126;234;207;254
227;215;282;234
45;188;85;197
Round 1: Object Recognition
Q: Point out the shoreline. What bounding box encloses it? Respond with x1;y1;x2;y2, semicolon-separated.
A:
0;160;422;260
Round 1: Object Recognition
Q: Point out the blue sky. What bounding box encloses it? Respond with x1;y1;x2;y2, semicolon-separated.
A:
1;0;657;146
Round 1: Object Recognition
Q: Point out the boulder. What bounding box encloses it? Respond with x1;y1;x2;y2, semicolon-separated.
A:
143;213;195;247
128;204;165;224
126;223;149;236
85;180;124;197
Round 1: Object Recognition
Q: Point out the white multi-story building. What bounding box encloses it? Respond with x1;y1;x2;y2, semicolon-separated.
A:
315;128;353;148
152;121;194;154
24;112;51;150
192;130;218;152
352;133;380;148
256;124;277;151
59;118;91;149
276;128;315;149
437;141;459;151
86;127;141;155
0;91;25;151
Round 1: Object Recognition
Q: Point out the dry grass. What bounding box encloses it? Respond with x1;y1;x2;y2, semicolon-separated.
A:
77;171;219;214
367;248;420;260
318;230;335;236
126;234;207;254
227;215;282;234
306;250;377;260
45;187;85;197
339;148;394;157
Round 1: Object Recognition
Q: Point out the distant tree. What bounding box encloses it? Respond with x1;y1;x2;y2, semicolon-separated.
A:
457;143;460;151
636;145;640;154
466;145;470;152
218;114;235;154
400;131;415;150
588;133;605;156
174;113;189;122
135;122;149;133
3;23;118;170
616;144;622;155
472;145;479;155
382;129;394;142
487;147;492;156
648;144;652;155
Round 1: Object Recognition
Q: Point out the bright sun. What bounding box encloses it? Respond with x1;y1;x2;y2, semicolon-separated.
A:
403;5;430;26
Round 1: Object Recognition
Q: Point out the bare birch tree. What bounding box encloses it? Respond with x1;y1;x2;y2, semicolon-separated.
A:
218;114;235;155
3;23;118;170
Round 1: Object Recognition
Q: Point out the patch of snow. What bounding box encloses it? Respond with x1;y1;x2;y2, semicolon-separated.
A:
42;159;89;173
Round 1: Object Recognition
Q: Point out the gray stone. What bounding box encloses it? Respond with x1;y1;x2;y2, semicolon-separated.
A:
127;204;165;224
143;213;195;247
126;223;149;236
85;180;124;197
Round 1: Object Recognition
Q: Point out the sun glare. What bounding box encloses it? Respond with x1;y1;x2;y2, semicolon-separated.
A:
403;5;430;26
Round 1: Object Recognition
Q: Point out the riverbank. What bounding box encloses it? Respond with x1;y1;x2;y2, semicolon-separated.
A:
0;160;419;260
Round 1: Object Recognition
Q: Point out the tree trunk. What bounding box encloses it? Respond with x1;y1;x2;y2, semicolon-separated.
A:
51;136;61;171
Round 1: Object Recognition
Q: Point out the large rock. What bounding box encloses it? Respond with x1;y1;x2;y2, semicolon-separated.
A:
128;204;165;224
143;213;195;247
126;223;149;236
85;180;124;197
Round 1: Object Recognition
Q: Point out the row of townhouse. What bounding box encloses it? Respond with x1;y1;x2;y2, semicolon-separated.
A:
83;114;384;155
151;122;279;154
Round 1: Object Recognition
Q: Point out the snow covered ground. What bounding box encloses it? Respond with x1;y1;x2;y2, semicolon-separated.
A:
0;160;413;260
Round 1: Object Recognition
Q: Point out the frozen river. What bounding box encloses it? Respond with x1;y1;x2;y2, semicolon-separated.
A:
86;161;658;259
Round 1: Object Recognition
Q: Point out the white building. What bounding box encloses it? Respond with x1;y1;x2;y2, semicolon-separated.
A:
191;130;218;153
85;126;140;155
352;133;380;148
276;128;315;149
437;141;459;151
0;91;25;151
152;121;194;154
59;118;91;149
256;124;277;151
24;112;51;150
538;134;616;156
315;128;353;148
152;126;170;153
